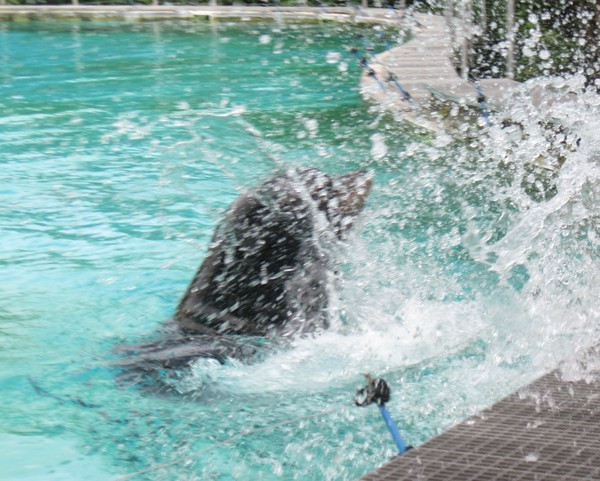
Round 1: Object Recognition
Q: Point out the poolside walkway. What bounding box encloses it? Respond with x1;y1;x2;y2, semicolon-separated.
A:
360;13;519;130
359;363;600;481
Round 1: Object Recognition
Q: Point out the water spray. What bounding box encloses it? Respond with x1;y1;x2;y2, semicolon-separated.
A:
355;374;410;455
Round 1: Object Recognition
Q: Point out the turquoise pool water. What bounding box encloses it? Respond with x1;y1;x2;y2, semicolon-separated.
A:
1;19;599;481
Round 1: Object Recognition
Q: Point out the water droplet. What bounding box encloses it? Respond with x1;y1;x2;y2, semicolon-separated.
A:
525;453;538;462
370;133;388;161
326;51;341;64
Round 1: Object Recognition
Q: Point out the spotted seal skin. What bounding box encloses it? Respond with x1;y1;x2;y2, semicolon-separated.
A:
117;167;372;371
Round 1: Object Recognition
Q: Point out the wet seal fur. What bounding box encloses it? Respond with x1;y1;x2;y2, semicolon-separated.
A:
116;167;372;372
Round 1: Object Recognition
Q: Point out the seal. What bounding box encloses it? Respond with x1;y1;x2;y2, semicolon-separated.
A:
116;167;372;371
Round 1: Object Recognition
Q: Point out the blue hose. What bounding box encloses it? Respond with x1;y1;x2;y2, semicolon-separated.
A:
358;34;374;54
387;73;413;103
379;404;408;454
349;48;386;92
474;82;491;126
374;28;393;51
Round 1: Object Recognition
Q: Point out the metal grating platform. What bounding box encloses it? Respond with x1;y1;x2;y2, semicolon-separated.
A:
359;369;600;481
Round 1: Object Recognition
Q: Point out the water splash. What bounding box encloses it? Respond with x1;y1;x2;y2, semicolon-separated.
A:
2;19;600;481
180;74;600;418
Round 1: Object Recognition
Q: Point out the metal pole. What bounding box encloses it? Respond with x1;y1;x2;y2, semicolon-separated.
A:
480;0;486;34
445;0;456;55
444;0;450;22
461;0;471;80
445;0;452;39
506;0;515;79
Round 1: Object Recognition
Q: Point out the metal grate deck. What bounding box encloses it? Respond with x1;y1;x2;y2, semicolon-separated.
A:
359;369;600;481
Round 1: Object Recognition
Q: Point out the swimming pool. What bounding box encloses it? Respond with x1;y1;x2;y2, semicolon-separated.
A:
1;19;599;481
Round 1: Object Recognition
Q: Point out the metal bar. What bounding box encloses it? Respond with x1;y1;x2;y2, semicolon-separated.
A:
461;0;471;80
480;0;486;34
445;0;454;46
506;0;515;79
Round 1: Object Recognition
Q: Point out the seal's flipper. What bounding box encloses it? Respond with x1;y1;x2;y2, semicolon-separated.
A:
114;334;267;370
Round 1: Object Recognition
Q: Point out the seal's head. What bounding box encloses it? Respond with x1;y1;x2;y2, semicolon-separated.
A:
297;167;373;238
